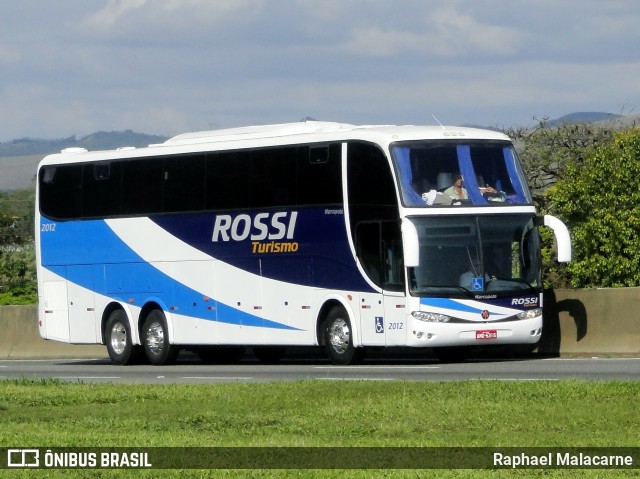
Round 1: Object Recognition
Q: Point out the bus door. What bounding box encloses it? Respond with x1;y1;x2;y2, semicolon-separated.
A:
382;228;407;346
355;221;406;347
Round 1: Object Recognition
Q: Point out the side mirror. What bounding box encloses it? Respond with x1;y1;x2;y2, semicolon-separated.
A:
401;219;420;267
541;214;572;262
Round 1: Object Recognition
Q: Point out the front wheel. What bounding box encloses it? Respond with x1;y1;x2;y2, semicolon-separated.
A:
105;309;142;365
322;306;365;365
141;310;179;365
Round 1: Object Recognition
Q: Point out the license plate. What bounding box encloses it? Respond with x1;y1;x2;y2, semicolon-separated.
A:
476;329;498;340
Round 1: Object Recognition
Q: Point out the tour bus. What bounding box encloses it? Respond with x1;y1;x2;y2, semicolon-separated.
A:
35;121;571;365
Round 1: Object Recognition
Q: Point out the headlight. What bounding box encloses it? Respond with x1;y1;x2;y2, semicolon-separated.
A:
412;311;451;323
517;307;542;320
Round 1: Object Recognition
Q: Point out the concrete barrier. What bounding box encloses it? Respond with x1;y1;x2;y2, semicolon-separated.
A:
539;287;640;356
0;305;105;359
1;287;639;359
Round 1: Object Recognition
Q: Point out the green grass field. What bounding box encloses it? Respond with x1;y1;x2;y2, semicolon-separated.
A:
1;379;639;478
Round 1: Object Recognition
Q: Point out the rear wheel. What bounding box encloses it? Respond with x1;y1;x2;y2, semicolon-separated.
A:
141;310;179;365
322;306;365;365
105;309;142;365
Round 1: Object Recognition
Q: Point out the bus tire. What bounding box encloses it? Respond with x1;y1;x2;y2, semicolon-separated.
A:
105;309;142;365
322;306;365;365
141;310;179;366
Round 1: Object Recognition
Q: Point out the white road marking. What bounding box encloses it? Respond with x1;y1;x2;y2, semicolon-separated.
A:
315;365;440;370
53;376;121;380
181;377;253;380
317;377;396;381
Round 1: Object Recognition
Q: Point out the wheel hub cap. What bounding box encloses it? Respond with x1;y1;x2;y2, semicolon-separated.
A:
328;318;349;354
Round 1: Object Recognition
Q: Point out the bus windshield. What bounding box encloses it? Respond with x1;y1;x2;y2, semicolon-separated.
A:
408;214;542;295
391;141;532;207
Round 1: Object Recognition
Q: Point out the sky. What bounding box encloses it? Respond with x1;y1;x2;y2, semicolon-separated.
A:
1;0;639;141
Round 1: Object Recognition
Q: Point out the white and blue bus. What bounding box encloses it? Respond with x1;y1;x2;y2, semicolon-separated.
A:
35;121;571;365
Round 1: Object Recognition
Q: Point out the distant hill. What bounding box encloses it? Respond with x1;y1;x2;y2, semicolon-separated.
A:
547;111;623;127
0;130;169;190
0;130;168;158
463;112;631;131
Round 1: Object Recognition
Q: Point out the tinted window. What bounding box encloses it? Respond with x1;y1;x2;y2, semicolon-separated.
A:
347;141;398;227
121;158;163;215
82;162;122;217
39;142;345;220
206;151;250;210
250;147;297;208
163;154;205;212
297;144;342;206
39;165;83;219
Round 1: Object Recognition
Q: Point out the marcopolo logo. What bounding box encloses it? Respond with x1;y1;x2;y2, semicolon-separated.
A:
212;211;299;254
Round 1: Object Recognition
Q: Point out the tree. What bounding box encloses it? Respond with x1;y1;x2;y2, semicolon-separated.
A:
549;128;640;287
0;188;36;304
507;121;616;288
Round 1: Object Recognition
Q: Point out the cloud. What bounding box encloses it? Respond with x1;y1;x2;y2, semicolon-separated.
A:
343;3;523;59
76;0;260;41
79;0;147;33
0;0;638;141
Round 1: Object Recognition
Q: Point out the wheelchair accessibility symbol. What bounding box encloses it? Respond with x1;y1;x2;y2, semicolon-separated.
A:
472;277;484;291
375;316;384;334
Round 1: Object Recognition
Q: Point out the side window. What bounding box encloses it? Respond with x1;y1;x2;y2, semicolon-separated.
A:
82;162;122;218
355;220;405;291
121;158;163;215
163;154;205;212
206;143;342;210
39;165;83;219
206;151;250;210
297;144;342;206
347;142;399;228
355;222;383;287
250;147;296;208
348;142;404;290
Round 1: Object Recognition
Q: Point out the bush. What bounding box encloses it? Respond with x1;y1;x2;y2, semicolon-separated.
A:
0;244;37;305
0;188;36;304
550;128;640;287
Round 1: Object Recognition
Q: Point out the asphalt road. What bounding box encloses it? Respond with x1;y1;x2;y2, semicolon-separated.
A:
2;351;639;383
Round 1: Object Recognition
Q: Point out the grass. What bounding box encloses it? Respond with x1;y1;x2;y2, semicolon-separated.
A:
0;379;639;478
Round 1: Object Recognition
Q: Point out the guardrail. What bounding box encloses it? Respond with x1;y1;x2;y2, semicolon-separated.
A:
1;287;639;359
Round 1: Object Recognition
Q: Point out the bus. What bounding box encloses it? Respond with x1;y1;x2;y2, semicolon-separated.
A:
35;121;571;365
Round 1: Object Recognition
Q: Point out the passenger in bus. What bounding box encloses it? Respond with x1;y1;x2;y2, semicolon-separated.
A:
443;173;467;200
443;173;497;201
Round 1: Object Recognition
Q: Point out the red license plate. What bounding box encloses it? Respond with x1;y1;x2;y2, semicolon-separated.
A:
476;329;498;340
